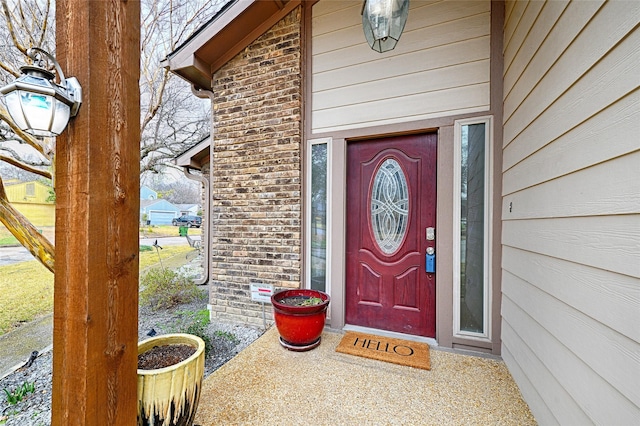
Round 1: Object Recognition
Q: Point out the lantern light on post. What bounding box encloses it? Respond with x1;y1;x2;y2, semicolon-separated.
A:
0;47;82;137
362;0;410;53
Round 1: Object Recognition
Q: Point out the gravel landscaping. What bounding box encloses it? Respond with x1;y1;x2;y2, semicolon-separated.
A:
0;261;265;426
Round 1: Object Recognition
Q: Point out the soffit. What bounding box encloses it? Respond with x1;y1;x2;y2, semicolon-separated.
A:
162;0;302;90
174;137;211;170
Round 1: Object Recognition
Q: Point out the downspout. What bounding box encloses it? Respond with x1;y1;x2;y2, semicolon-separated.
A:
183;166;210;285
187;84;216;285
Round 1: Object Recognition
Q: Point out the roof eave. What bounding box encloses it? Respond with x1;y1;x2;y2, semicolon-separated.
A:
174;137;211;170
162;0;302;89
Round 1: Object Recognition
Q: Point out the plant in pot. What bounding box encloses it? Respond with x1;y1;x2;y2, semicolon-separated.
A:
271;288;330;351
137;333;205;426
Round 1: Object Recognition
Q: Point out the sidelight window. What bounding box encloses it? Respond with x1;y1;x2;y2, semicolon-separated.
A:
454;117;492;339
307;139;329;292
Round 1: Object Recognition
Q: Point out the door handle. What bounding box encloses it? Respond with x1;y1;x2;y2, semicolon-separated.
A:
426;247;435;273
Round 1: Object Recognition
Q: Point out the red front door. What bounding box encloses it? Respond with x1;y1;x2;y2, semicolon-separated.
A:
346;133;437;338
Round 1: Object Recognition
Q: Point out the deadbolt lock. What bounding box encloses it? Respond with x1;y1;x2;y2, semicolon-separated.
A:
426;227;435;241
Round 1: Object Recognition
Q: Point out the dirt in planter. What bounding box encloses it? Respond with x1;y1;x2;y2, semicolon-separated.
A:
138;344;196;369
278;296;323;306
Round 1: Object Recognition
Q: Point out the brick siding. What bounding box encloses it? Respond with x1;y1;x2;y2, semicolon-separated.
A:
209;8;302;325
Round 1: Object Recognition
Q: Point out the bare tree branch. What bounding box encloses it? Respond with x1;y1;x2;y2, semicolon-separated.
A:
0;0;215;272
0;59;19;78
0;143;50;166
0;175;54;272
1;0;27;55
36;0;51;48
0;155;51;178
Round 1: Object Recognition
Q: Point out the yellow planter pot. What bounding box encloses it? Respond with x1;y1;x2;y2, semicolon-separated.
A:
137;333;205;426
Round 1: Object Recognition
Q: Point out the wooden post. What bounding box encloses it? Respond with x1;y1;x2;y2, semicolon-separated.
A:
52;1;140;424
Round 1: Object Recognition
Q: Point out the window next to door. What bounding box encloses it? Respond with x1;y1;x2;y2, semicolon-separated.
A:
454;117;493;340
307;138;330;293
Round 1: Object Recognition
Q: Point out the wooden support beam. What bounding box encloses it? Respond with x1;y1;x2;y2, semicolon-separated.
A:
52;1;140;424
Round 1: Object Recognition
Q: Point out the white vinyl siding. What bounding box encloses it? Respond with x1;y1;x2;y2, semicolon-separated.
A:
501;0;640;424
311;0;490;134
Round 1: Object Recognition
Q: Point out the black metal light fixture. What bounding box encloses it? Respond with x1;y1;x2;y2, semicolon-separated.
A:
0;47;82;137
362;0;410;53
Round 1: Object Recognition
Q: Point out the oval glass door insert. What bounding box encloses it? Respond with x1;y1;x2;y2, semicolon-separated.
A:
370;158;409;254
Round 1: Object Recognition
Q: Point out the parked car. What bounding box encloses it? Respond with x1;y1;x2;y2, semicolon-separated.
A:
171;215;202;228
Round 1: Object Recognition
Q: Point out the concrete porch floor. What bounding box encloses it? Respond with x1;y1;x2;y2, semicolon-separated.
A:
195;327;536;425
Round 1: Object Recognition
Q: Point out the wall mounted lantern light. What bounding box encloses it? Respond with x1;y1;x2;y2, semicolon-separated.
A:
0;47;82;137
362;0;410;53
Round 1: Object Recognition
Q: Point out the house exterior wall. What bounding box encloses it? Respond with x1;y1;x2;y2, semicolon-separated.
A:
178;205;199;215
5;181;53;204
208;8;302;325
5;203;55;227
6;181;55;226
140;186;157;200
501;1;640;423
311;0;491;134
306;0;503;354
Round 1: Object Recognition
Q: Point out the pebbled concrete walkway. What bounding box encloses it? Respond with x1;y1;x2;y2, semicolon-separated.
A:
195;327;537;425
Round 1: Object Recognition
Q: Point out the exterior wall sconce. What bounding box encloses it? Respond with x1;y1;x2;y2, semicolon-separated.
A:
362;0;410;53
0;47;82;137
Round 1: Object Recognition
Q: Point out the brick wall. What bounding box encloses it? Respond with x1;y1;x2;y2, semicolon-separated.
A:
209;8;302;326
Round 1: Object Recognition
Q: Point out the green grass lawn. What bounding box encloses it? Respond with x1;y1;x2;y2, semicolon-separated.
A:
0;235;19;246
0;227;22;246
0;244;194;335
0;260;53;335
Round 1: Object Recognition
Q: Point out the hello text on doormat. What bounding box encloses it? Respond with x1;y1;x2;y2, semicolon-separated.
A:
336;331;430;370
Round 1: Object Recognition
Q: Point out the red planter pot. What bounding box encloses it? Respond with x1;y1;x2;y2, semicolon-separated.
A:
271;289;330;351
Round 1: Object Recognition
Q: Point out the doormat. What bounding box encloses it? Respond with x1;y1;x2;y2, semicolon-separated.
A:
336;331;430;370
